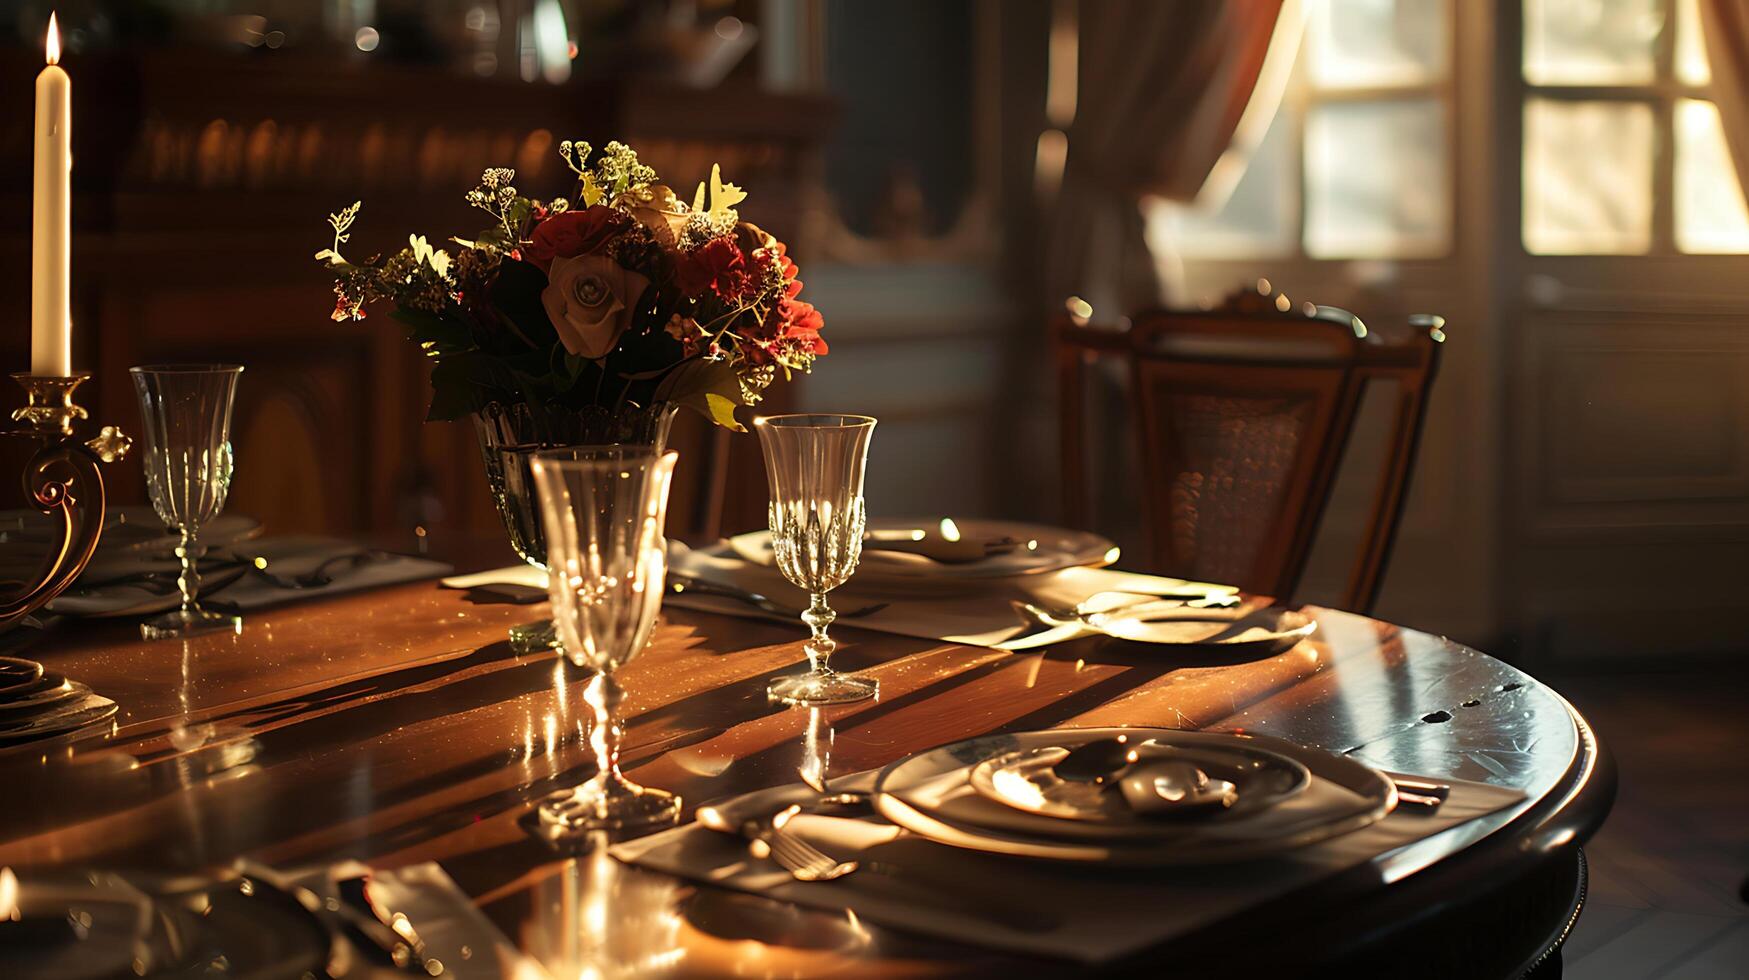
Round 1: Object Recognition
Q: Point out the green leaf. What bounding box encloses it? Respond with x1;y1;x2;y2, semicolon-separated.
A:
474;226;514;251
425;355;489;421
654;358;747;432
390;307;474;355
701;392;744;431
489;260;558;351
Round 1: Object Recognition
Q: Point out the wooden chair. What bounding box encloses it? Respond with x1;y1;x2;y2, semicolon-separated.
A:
1055;281;1445;613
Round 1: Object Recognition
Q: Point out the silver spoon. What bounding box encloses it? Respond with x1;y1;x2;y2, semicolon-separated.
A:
1052;736;1140;785
1023;592;1241;631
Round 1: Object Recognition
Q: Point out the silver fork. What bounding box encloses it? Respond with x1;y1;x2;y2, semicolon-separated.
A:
741;803;860;882
767;826;859;882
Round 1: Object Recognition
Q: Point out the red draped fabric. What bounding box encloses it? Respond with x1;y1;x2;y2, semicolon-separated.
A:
1043;0;1284;312
1701;1;1749;196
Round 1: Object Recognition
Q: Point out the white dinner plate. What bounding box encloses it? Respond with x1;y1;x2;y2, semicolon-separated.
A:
727;518;1119;581
0;506;262;558
873;728;1395;864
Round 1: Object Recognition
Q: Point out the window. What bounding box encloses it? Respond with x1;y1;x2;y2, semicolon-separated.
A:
1521;0;1749;254
1150;0;1453;261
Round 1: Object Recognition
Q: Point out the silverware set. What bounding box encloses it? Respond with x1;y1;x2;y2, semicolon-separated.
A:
667;573;888;620
1017;590;1242;630
1389;776;1452;809
236;862;441;976
696;798;867;883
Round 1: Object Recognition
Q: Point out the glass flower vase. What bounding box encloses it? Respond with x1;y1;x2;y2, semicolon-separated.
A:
471;401;678;653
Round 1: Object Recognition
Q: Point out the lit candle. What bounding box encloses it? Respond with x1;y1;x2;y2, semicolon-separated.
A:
31;13;71;377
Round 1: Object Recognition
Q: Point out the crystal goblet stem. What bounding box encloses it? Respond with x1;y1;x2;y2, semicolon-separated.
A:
802;592;835;674
174;526;200;617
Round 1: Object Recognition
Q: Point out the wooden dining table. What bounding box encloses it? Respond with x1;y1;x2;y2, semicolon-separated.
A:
2;575;1613;977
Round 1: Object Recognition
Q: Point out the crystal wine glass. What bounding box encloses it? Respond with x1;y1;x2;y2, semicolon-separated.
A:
530;446;681;834
754;414;879;705
129;365;244;641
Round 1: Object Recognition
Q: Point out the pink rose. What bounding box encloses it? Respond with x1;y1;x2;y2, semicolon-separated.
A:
541;254;650;359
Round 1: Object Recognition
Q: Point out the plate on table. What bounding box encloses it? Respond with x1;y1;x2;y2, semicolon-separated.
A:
1004;600;1316;656
48;562;250;619
727;518;1119;581
147;870;334;979
0;872;159;980
873;728;1396;864
0;506;261;558
0;869;333;980
966;735;1311;837
1089;601;1316;652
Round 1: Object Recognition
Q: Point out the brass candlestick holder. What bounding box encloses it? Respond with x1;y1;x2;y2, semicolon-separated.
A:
1;373;132;631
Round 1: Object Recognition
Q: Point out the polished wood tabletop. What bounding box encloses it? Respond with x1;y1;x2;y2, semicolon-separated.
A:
3;579;1613;977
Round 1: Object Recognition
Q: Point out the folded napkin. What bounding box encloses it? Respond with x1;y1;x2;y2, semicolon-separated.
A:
49;537;452;618
614;769;1524;964
440;565;547;591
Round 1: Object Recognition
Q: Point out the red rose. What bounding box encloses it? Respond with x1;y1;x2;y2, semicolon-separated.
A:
524;207;629;273
675;237;749;302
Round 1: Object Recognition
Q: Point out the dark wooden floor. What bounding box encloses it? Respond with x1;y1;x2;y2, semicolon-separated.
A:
1549;666;1749;978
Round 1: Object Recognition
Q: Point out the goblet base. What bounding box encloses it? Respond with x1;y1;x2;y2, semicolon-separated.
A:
140;606;242;641
509;618;559;654
537;779;682;837
768;670;879;706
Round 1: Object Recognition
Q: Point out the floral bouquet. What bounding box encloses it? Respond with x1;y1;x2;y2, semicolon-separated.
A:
315;141;825;431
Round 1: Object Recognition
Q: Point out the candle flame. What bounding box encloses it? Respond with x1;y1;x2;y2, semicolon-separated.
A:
45;12;60;66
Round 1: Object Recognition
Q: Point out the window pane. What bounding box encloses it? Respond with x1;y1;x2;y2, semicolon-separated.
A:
1676;0;1711;85
1524;0;1663;85
1147;107;1295;258
1522;99;1653;254
1310;0;1448;89
1305;99;1448;258
1676;99;1749;252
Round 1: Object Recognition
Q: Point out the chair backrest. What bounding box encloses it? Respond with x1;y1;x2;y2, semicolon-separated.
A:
1055;282;1444;612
